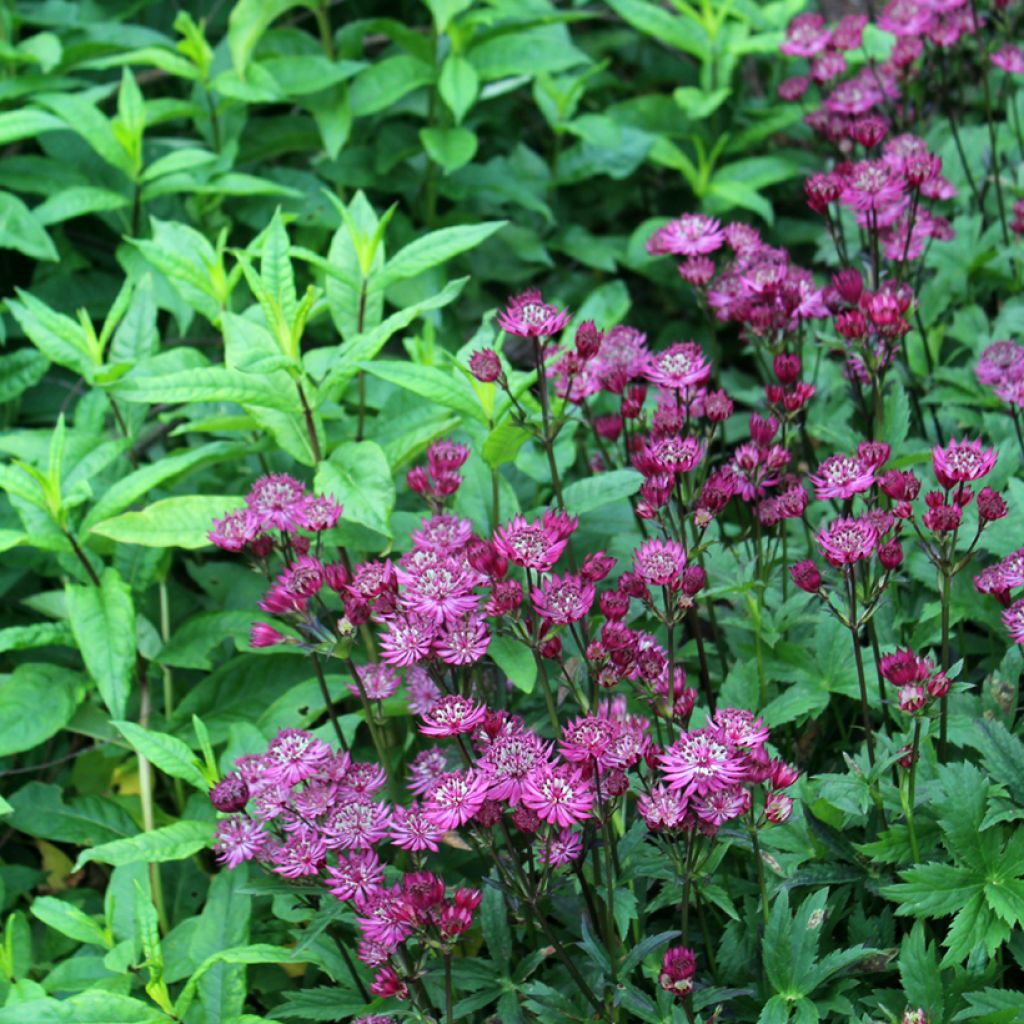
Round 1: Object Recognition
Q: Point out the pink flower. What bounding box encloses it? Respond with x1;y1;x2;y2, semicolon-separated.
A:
809;453;877;500
841;160;907;217
321;799;392;850
691;785;750;827
708;708;769;751
645;342;712;390
214;816;267;869
436;614;490;665
388;801;447;852
250;622;287;648
646;214;725;257
521;763;594;827
559;715;622;769
539;829;584;866
478;730;552;803
246;473;307;531
405;665;442;715
932;437;997;489
325;851;385;901
407;747;450;796
633;538;687;587
400;557;479;624
295;494;342;532
209;507;259;551
339;762;388;800
992;44;1024;75
659;946;697;997
493;513;573;572
418;694;488;737
270;824;327;878
532;573;595;625
1002;599;1024;644
976;340;1024;387
379;613;438;666
815;517;878;566
264;729;332;787
780;12;831;57
411;514;474;552
637;784;689;830
878;0;933;36
497;288;571;338
424;770;491;830
658;729;746;796
355;884;416;948
351;663;401;702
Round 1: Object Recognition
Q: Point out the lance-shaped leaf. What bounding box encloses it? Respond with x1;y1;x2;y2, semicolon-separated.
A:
89;495;243;549
73;820;215;872
315;441;395;537
66;567;136;720
112;722;209;791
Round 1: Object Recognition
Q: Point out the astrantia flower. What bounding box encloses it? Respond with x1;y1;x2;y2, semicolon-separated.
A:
493;514;571;572
250;622;287;649
539;829;584;867
841;160;907;218
379;613;438;667
532;573;595;626
659;947;697;997
781;12;831;56
645;342;712;390
351;663;401;702
932;437;997;489
295;494;342;532
974;564;1011;604
401;558;478;625
658;729;746;795
816;517;877;566
521;763;594;827
497;288;571;338
405;665;442;715
436;614;490;665
1002;599;1024;644
637;784;689;830
992;44;1024;75
339;762;388;800
388;801;447;852
321;799;392;850
809;453;876;500
271;824;327;878
424;770;491;830
643;435;706;474
646;214;725;257
976;340;1024;387
264;730;331;786
214;816;267;869
355;884;416;948
411;514;475;553
209;507;259;551
708;708;769;751
407;747;450;797
633;538;687;587
247;474;307;531
478;730;551;803
691;785;750;827
559;715;621;770
419;694;488;737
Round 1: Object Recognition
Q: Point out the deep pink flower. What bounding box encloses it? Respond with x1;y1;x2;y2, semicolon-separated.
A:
559;715;621;769
993;44;1024;75
999;548;1024;588
401;557;478;624
539;829;584;866
646;214;725;257
388;801;447;852
809;453;877;500
833;13;868;49
781;12;831;57
816;517;878;566
532;573;595;625
469;348;502;383
369;966;407;1000
521;763;594;827
350;663;401;702
296;494;343;532
493;513;572;572
841;160;907;217
424;770;491;830
1003;598;1024;644
269;825;326;878
637;784;689;830
633;538;687;587
410;514;474;553
247;474;307;531
659;947;697;997
765;792;794;823
658;729;746;795
645;342;712;390
932;437;997;489
214;816;267;869
355;884;416;948
250;622;287;648
497;288;571;338
407;747;450;797
708;708;769;751
264;729;332;787
691;785;750;827
976;340;1024;387
878;0;933;36
405;665;442;715
436;614;490;665
321;799;391;850
209;507;259;551
419;694;488;737
478;730;551;803
379;613;438;667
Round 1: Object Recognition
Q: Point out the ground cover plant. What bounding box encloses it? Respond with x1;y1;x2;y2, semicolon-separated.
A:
0;0;1023;1021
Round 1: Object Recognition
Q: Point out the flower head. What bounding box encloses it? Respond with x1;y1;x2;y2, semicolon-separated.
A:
539;829;584;866
493;513;573;572
646;214;725;257
210;507;259;551
809;453;876;501
816;517;878;566
645;342;712;390
532;573;595;626
247;474;307;531
497;288;571;338
521;763;594;827
1002;598;1024;644
214;816;267;869
264;729;332;787
633;538;687;587
658;729;746;795
932;437;997;489
388;801;447;852
419;694;488;737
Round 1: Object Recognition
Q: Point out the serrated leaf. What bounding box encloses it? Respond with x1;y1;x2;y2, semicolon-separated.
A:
73;820;215;872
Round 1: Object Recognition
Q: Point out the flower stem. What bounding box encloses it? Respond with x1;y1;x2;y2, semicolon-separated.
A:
939;569;951;759
749;817;770;930
311;652;347;752
903;718;922;863
847;573;876;768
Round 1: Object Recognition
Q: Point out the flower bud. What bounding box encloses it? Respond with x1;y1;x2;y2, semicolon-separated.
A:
765;792;793;824
210;773;249;813
575;321;602;360
659;947;696;997
878;539;904;570
978;486;1008;522
469;348;502;383
790;560;822;593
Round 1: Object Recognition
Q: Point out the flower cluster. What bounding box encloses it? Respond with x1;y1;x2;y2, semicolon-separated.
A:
976;338;1024;409
879;648;951;714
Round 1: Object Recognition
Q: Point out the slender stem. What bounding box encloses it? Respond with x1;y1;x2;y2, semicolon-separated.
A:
687;607;714;712
64;530;101;587
847;573;876;767
531;905;604;1014
158;581;184;811
311;652;347;751
444;953;453;1024
490;465;500;532
296;379;322;463
939;569;951;758
138;669;169;935
313;0;335;59
971;0;1010;243
903;718;922;863
749;818;770;929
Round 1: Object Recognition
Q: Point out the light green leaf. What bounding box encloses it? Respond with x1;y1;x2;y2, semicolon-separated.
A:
115;367;301;412
0;992;172;1023
349;55;434;116
489;635;536;694
561;469;642;516
482;421;531;468
362;360;485;422
65;567;136;720
315;441;395;537
0;664;80;757
31;896;111;948
0;348;48;403
89;495;243;549
7;289;95;378
379;222;504;289
420;126;477;174
33;187;129;227
73;820;215;872
227;0;303;77
113;722;209;791
439;54;479;124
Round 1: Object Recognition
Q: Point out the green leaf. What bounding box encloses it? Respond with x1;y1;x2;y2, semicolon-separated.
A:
489;635;536;694
0;108;64;145
189;868;251;1023
227;0;302;77
882;862;981;918
379;222;504;289
112;722;208;791
33;186;129;227
0;191;58;261
561;469;642;516
604;0;709;60
73;820;215;872
0;664;80;757
882;380;911;456
89;495;243;549
0;992;172;1023
439;54;479;124
898;921;944;1021
272;988;375;1021
6;782;136;846
7;289;96;379
482;421;531;468
31;896;110;949
0;348;48;403
115;367;301;412
420;127;478;174
65;567;136;720
362;360;486;422
480;883;512;973
619;929;681;976
973;718;1024;804
349;55;434;116
315;441;395;537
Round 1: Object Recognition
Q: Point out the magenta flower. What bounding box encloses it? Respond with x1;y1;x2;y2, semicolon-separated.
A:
351;663;401;702
633;538;687;587
658;729;746;796
532;573;595;625
271;824;327;878
339;761;388;800
780;12;831;57
539;829;584;867
424;770;491;830
840;160;907;218
327;850;384;902
436;614;490;665
642;435;706;474
1002;599;1024;645
637;784;689;830
209;507;259;551
264;730;332;787
214;816;267;869
708;708;769;751
992;44;1024;75
809;453;876;501
388;801;447;852
295;494;342;532
321;799;392;850
355;884;416;948
493;513;572;572
659;946;697;997
932;437;997;489
497;288;571;338
405;665;442;715
379;613;438;667
279;555;325;597
407;747;451;796
815;517;878;566
976;340;1024;387
401;557;478;624
646;214;725;257
411;514;475;552
250;622;287;648
419;694;488;737
478;730;552;803
691;785;751;828
246;473;307;531
645;342;712;390
521;763;594;827
559;715;621;770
